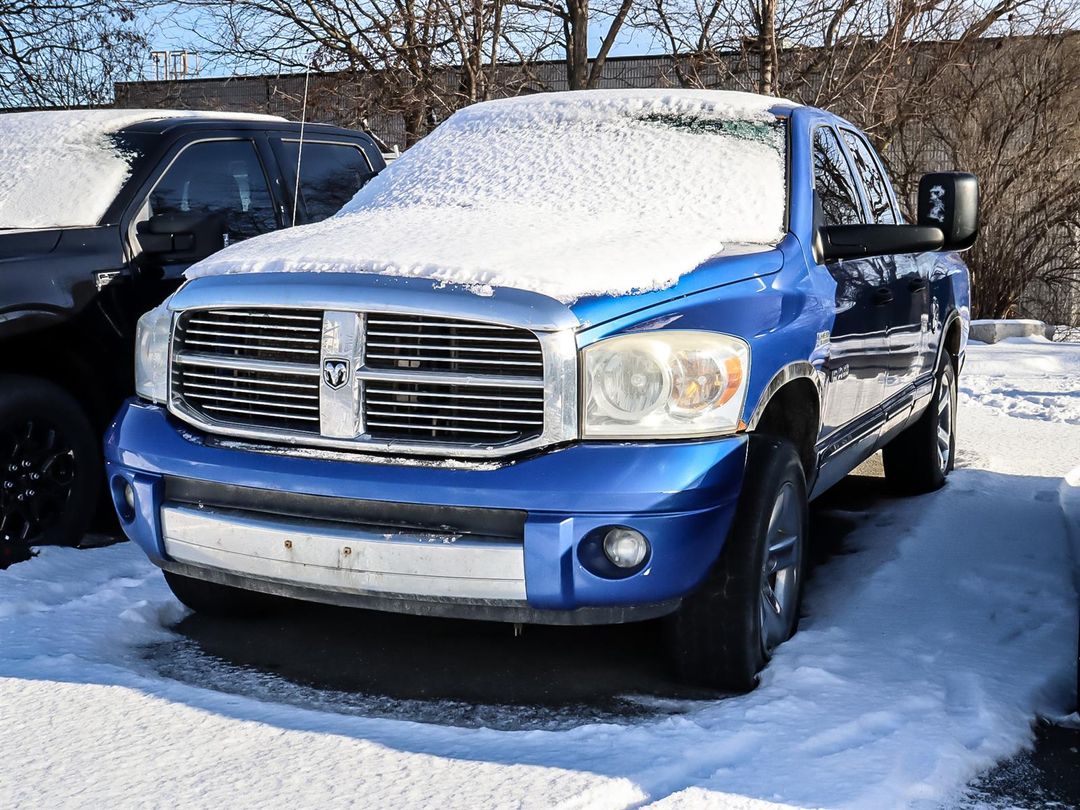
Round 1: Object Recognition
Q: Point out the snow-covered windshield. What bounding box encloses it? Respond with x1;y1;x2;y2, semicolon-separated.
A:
0;110;283;231
0;111;153;230
339;93;787;243
188;90;789;302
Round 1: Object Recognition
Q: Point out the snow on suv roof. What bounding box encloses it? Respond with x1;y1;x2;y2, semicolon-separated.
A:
187;89;792;303
0;109;284;230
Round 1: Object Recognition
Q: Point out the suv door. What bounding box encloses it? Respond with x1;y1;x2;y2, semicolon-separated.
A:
272;138;377;225
840;129;930;411
127;136;282;307
813;125;890;441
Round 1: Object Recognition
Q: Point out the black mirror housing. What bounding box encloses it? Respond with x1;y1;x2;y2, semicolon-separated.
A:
818;224;945;262
918;172;979;252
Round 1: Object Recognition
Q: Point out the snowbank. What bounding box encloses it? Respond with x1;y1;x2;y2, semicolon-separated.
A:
187;90;791;303
959;337;1080;425
1;339;1077;809
969;319;1054;344
0;109;282;230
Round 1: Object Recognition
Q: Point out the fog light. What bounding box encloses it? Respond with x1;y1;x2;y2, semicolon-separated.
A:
603;528;649;569
111;476;136;522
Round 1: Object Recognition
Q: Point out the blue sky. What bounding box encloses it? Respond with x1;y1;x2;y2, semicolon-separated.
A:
143;3;663;80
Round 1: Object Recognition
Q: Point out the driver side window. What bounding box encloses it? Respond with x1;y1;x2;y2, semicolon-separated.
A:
136;140;278;248
813;127;864;226
841;130;898;225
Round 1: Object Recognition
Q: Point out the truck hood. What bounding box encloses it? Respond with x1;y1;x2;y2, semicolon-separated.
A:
0;228;63;262
173;241;785;334
186;205;783;309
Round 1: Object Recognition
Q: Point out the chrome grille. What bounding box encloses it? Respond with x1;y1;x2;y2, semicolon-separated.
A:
179;309;322;363
170;308;548;452
364;381;544;441
365;314;544;378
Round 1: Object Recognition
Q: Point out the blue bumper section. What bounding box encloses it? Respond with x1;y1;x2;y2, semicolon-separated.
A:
105;401;747;613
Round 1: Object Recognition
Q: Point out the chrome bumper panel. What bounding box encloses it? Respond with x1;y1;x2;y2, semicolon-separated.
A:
161;504;528;601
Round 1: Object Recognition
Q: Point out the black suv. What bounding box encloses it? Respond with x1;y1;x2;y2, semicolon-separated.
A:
0;111;385;555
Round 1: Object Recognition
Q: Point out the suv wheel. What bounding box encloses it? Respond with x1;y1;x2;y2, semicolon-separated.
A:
666;436;807;692
0;376;100;549
883;357;957;494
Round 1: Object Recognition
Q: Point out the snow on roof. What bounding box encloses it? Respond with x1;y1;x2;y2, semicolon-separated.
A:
0;109;284;230
187;90;791;303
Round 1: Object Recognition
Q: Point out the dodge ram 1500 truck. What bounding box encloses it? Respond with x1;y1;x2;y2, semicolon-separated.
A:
105;90;977;690
0;110;384;555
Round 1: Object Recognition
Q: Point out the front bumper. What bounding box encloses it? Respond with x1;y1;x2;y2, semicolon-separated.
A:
105;401;748;624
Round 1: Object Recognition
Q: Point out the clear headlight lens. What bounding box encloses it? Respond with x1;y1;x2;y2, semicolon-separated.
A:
134;302;173;404
582;331;750;438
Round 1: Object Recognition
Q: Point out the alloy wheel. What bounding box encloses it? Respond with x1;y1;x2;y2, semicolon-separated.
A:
0;418;76;545
936;366;955;473
760;481;803;654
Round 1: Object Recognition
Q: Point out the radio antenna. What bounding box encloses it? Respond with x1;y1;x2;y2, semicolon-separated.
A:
291;56;313;227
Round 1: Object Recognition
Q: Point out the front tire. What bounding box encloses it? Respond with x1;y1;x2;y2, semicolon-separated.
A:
0;375;100;549
666;436;808;692
883;357;957;494
164;571;280;618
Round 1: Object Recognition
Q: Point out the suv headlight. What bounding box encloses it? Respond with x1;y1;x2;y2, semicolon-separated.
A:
581;331;750;439
135;302;173;404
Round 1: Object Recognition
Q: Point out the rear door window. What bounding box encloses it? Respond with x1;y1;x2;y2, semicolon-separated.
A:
280;141;375;223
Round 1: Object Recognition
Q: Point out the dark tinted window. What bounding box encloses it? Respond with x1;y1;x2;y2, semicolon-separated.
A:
147;140;277;242
842;130;897;224
813;127;863;226
281;141;375;222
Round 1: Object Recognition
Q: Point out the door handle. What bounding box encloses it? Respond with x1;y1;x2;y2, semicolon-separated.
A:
872;286;894;305
908;278;928;292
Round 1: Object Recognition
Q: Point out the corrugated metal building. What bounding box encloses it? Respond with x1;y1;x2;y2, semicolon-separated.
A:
114;54;756;150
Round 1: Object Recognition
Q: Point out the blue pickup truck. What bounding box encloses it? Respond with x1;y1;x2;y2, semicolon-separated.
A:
104;90;977;691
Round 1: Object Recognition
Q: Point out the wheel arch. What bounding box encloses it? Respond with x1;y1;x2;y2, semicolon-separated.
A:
746;362;822;479
943;314;963;367
0;325;120;430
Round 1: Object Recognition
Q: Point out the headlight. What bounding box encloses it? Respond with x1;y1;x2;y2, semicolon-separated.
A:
582;331;750;438
135;302;173;403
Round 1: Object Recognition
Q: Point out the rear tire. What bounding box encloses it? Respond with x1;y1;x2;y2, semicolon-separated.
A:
164;571;280;618
666;436;808;692
883;357;957;494
0;375;100;549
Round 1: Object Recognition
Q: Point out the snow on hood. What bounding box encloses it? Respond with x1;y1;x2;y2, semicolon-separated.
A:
0;109;283;230
187;90;792;303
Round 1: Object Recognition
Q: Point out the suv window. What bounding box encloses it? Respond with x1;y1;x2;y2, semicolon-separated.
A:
142;140;277;244
281;141;375;223
813;127;863;226
841;131;897;224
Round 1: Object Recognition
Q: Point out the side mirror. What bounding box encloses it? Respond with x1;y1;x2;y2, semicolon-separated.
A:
136;212;224;260
918;172;978;252
818;224;945;262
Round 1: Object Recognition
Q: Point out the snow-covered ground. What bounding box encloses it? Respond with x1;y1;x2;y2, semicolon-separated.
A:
1;337;1077;809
